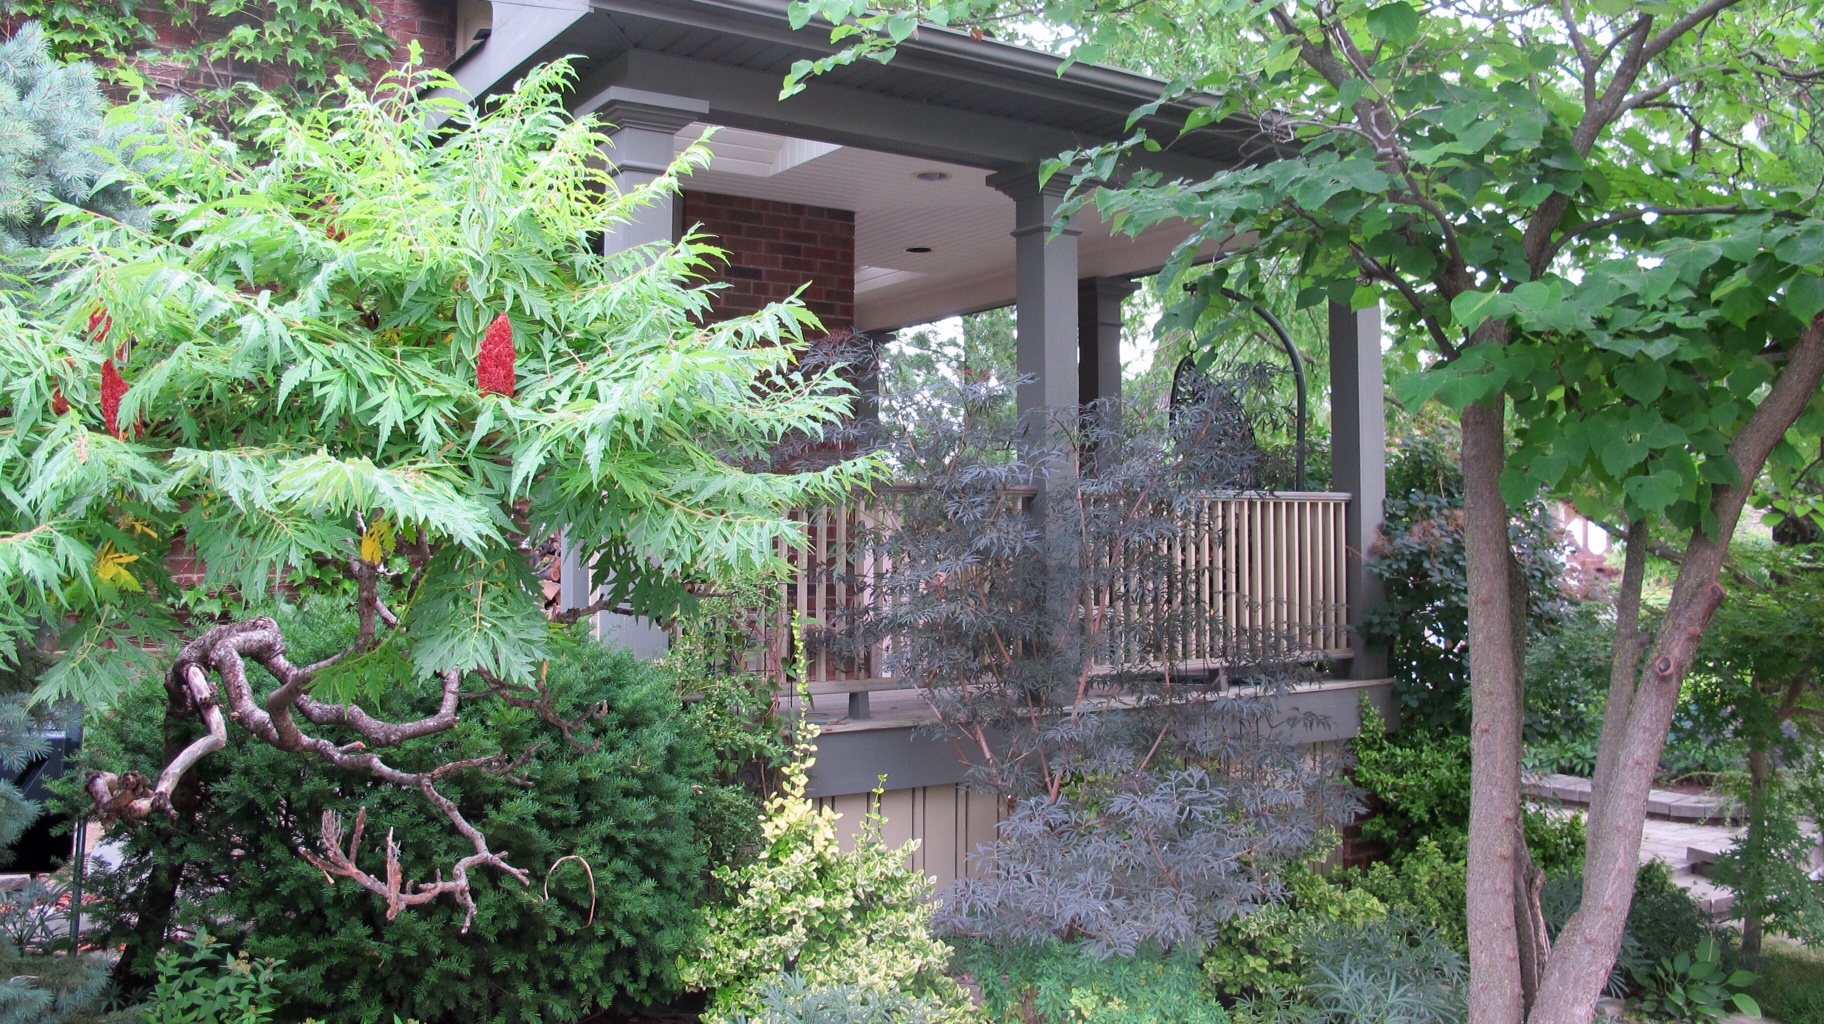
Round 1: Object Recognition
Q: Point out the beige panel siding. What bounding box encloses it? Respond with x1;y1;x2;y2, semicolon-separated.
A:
815;783;1008;892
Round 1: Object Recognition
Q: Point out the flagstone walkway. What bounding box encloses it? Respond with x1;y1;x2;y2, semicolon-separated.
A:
1525;773;1823;917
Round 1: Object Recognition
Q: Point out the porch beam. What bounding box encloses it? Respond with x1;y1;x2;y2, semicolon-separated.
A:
1328;301;1388;681
572;48;1230;179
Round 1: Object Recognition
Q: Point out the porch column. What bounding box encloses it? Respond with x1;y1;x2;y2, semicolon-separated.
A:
1078;277;1138;424
559;90;706;658
588;88;708;252
1329;301;1388;680
988;169;1081;431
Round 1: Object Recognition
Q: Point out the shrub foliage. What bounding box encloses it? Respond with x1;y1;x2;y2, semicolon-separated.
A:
82;603;715;1024
681;730;966;1023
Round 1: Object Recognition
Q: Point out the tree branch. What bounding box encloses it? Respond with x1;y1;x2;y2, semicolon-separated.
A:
551;596;639;624
1640;0;1745;66
1541;205;1741;266
86;617;534;930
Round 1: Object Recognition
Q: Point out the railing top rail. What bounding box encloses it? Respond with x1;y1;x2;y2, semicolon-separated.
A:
821;486;1351;503
1180;490;1353;501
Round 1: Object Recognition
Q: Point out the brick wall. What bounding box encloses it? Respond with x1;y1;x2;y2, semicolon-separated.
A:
680;191;856;333
32;0;458;103
373;0;459;72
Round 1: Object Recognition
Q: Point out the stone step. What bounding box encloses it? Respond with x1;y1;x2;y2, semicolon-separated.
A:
1523;773;1740;823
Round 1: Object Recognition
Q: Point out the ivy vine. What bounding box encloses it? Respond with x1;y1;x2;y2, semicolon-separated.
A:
10;0;394;114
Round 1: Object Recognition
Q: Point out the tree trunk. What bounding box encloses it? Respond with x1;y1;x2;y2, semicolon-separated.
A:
1528;316;1824;1024
110;687;202;995
1508;539;1551;1015
1741;744;1770;956
1461;396;1526;1024
1515;820;1552;1014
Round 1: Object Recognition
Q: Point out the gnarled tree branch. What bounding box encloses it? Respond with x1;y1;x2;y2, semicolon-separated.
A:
86;617;534;930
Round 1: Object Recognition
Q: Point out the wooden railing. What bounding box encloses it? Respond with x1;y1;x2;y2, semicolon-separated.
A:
760;490;1352;719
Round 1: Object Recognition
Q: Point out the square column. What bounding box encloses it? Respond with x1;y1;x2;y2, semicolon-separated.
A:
1078;277;1139;418
560;89;706;659
585;87;708;253
988;170;1082;429
1329;301;1388;680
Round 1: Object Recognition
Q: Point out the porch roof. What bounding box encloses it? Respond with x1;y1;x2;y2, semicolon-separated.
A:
452;0;1268;175
454;0;1265;329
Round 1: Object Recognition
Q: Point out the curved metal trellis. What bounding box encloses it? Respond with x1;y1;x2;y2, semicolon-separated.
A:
1169;288;1309;490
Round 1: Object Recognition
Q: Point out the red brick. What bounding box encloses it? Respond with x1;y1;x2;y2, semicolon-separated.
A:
673;191;854;338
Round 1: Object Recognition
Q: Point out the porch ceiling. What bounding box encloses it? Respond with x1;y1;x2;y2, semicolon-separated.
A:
674;124;1203;332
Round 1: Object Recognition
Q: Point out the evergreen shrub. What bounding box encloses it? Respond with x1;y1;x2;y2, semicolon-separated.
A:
1353;701;1586;878
681;731;965;1024
82;601;716;1024
1363;423;1571;733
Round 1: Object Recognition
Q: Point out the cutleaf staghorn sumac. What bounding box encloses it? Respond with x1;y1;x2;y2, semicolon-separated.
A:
0;53;879;936
477;312;515;397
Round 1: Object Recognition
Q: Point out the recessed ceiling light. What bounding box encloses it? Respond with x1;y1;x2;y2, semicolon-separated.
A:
912;170;951;182
904;246;933;253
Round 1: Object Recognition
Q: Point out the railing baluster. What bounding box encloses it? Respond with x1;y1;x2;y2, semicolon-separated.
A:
758;489;1359;715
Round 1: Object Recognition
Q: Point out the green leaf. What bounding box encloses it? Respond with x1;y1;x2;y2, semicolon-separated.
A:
1787;274;1824;323
405;547;550;685
1601;434;1648;476
1451;290;1506;332
1364;2;1420;44
1774;224;1824;267
1391;369;1446;410
1614;361;1667;403
1626;470;1684;513
1499;467;1537;506
312;636;417;705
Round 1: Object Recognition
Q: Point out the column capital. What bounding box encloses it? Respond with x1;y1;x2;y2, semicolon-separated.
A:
1080;276;1141;304
985;165;1076;203
579;87;709;134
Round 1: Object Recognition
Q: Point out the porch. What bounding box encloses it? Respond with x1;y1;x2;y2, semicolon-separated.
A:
454;0;1394;827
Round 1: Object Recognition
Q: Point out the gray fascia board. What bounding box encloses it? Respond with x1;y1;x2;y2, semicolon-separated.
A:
590;0;1237;129
447;0;596;102
580;0;1262;165
579;47;1226;178
806;679;1397;798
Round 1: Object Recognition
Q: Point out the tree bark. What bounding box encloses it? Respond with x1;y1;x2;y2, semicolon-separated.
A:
1529;315;1824;1024
1508;538;1551;1015
1462;396;1526;1024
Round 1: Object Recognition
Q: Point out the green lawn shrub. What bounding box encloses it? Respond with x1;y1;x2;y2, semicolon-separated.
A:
729;974;953;1024
1353;701;1586;878
1202;858;1468;1024
1541;860;1710;995
965;940;1229;1024
1300;915;1467;1024
1345;837;1469;953
81;602;717;1024
1203;865;1389;998
681;731;967;1024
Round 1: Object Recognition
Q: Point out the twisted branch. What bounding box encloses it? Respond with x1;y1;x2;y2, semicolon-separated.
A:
86;616;533;930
